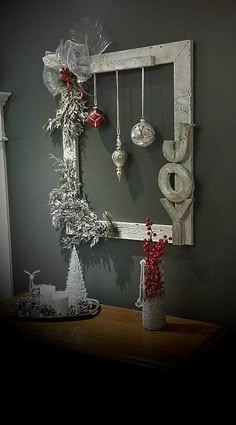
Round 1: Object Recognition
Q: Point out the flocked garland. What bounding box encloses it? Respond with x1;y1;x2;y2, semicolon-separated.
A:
13;293;57;318
48;155;106;248
12;292;90;318
43;85;88;149
42;19;112;250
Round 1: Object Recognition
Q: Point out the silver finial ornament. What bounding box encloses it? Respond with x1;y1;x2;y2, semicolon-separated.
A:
112;135;127;181
112;70;128;181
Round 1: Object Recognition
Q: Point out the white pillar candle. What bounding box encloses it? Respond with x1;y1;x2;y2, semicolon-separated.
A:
52;290;68;316
40;284;56;306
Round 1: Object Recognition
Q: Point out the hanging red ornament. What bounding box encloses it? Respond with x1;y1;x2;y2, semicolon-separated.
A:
87;107;105;128
87;73;105;128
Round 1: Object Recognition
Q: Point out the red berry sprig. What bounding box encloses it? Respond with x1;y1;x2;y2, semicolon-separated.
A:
142;217;171;299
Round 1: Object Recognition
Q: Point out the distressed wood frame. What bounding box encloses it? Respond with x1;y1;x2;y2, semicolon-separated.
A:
63;39;194;245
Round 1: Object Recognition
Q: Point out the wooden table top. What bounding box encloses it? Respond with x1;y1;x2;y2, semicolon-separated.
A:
0;296;223;370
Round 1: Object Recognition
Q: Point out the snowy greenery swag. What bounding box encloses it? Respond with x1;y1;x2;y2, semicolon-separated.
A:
48;155;106;249
44;85;88;149
42;17;111;149
43;18;112;249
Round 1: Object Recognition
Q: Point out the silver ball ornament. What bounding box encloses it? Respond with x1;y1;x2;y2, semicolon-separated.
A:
131;118;155;147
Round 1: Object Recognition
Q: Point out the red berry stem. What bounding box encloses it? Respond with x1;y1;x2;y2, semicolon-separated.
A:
142;217;168;299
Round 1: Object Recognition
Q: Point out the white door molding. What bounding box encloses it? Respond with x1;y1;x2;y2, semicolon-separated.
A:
0;92;13;300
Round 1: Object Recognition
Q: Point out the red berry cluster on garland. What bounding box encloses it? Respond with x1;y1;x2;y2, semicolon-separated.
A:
59;67;84;101
143;217;172;299
60;67;73;100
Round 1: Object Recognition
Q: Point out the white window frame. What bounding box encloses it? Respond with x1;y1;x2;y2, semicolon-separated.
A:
0;92;13;299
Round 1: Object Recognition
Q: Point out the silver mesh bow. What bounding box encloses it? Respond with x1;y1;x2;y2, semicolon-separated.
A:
42;17;111;97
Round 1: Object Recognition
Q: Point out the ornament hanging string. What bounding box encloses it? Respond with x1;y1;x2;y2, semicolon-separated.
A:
141;67;145;120
116;70;120;142
87;73;105;128
130;66;155;147
93;73;97;107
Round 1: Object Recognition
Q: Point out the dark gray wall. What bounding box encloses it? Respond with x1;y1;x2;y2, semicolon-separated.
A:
1;0;236;328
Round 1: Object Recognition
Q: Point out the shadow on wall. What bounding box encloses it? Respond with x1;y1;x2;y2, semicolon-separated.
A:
97;120;164;203
99;118;144;201
77;239;141;291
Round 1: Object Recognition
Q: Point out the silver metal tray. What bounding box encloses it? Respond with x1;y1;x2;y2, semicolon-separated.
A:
9;298;101;322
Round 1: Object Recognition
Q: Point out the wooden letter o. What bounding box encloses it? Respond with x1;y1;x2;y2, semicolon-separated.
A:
158;163;193;203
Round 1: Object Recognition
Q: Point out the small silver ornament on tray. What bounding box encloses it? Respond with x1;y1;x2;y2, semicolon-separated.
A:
112;70;127;181
131;67;155;147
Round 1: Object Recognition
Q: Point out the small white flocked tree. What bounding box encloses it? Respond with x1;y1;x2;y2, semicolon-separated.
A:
65;245;89;315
